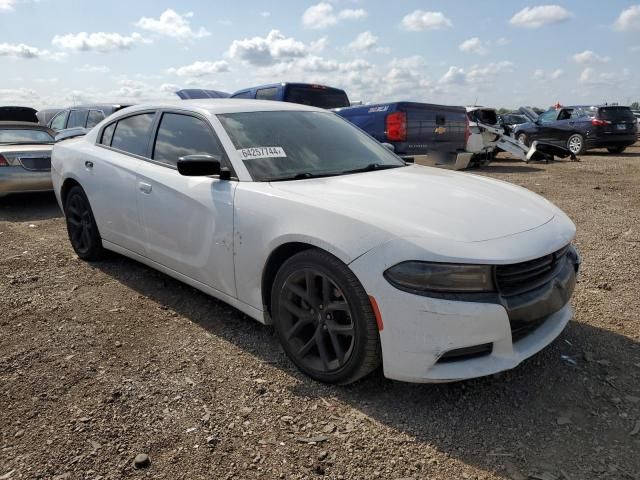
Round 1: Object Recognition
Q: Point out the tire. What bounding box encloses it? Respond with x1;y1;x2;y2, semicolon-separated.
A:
607;146;626;154
271;249;381;384
516;133;529;147
566;134;585;155
64;185;104;261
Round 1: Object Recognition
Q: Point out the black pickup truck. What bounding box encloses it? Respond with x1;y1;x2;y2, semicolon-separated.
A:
333;102;472;169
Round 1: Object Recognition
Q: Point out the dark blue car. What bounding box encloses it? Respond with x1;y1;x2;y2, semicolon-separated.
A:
230;83;350;109
514;105;638;155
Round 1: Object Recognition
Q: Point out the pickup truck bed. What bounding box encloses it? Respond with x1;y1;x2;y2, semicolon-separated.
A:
334;102;470;168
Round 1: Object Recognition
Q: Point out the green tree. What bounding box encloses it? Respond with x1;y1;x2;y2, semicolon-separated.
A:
631;101;639;109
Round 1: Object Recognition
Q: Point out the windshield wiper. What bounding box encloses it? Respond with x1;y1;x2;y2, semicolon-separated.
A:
340;163;404;175
269;171;342;182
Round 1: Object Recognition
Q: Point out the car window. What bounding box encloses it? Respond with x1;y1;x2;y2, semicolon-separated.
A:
86;110;106;129
538;110;557;123
284;86;350;109
598;107;635;122
152;113;223;167
0;129;54;144
67;110;89;129
255;87;279;101
111;113;155;157
50;111;68;130
100;122;116;146
557;109;573;121
218;111;405;182
231;91;252;99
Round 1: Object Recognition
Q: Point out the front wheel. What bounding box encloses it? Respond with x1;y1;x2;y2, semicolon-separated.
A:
271;249;381;384
516;133;529;147
64;185;104;261
567;134;585;155
607;146;626;154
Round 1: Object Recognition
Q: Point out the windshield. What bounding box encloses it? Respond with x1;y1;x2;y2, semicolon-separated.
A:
284;87;350;109
0;128;54;144
217;111;405;182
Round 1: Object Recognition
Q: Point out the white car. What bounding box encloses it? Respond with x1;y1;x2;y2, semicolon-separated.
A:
465;106;503;164
51;100;580;384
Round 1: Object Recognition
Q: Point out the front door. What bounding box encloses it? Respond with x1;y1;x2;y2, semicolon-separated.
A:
136;111;237;297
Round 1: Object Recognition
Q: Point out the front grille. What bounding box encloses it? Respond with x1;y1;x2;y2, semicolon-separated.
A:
495;245;570;297
19;156;51;171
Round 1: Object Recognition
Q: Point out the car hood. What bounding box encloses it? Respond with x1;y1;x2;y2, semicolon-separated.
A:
269;165;558;243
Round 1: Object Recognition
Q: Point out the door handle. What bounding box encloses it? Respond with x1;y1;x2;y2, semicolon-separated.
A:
138;182;152;194
85;161;93;169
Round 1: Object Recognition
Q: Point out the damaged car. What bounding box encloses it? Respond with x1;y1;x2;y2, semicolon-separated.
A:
52;99;580;384
514;105;638;155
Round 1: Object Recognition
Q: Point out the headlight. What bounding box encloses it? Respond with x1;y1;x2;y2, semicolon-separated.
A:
384;262;494;293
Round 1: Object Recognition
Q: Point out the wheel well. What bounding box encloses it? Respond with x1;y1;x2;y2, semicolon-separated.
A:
262;242;317;316
60;178;81;210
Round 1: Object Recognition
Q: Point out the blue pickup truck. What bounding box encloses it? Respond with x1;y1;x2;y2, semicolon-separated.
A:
230;83;350;109
333;102;472;169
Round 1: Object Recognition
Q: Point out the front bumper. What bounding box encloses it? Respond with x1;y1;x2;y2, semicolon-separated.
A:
349;219;578;383
0;166;52;195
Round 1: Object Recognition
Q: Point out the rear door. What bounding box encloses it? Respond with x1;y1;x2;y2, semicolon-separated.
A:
89;112;155;254
136;110;237;297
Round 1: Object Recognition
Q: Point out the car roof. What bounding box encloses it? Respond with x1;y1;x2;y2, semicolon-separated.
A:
233;82;346;93
116;99;325;116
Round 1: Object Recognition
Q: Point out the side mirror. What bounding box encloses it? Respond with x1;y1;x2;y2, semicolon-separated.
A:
381;142;395;152
177;154;230;179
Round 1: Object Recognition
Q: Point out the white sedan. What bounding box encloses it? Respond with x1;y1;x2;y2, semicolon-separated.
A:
51;100;580;384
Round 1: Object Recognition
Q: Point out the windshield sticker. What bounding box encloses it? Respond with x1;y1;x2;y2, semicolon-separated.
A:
238;146;287;160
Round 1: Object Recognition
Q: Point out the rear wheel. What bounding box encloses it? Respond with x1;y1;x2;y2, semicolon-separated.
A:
607;146;626;154
271;249;381;384
567;134;585;155
64;185;104;261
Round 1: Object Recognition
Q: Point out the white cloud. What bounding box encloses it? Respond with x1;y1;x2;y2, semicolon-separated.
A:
509;5;572;28
136;9;210;40
572;50;610;64
496;37;510;46
0;0;15;11
440;66;466;85
459;37;488;55
260;11;271;18
401;10;452;31
0;42;49;59
76;64;111;73
52;32;147;52
302;2;366;29
630;45;640;53
440;61;513;86
349;31;378;51
167;60;230;77
389;56;426;69
310;36;328;53
0;88;38;102
534;68;564;80
228;30;307;66
160;83;181;94
614;5;640;32
579;67;628;86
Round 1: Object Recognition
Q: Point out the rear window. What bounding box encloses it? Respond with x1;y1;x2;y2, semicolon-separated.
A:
469;109;498;125
255;87;279;101
284;86;349;109
0;129;54;144
598;107;635;121
86;110;106;129
111;113;155;157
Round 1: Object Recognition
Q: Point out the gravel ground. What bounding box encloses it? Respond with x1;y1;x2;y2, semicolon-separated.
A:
1;146;639;480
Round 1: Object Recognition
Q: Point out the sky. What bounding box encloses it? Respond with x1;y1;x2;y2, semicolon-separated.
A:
1;0;639;109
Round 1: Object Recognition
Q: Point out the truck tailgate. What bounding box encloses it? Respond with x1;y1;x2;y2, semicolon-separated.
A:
403;103;467;156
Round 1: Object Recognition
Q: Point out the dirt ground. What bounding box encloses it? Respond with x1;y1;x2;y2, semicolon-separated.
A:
1;146;639;480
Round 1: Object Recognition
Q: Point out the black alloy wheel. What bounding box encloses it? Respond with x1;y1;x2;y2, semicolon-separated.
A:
64;185;104;260
272;249;380;384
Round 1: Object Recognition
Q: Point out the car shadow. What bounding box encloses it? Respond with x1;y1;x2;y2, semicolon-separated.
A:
478;160;545;174
0;191;62;222
94;253;640;479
